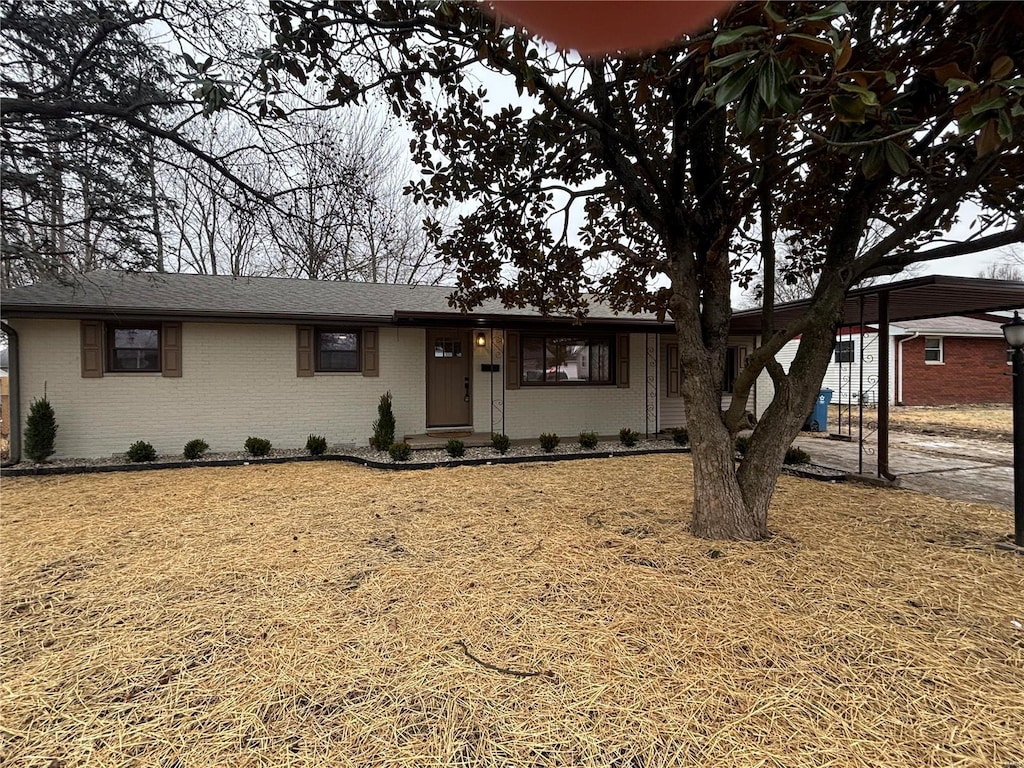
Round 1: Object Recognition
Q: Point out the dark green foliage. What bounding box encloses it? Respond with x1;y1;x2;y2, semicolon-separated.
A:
445;438;465;458
23;397;57;463
244;436;272;456
735;435;750;456
371;391;396;451
784;446;812;465
126;440;157;462
579;431;599;449
491;433;510;454
672;427;689;446
539;433;560;452
619;428;640;447
389;441;412;462
306;434;328;456
183;439;209;460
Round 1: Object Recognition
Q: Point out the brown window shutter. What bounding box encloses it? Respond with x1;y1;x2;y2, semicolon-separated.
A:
667;343;680;397
362;328;379;377
81;320;104;378
296;325;314;377
505;331;520;390
617;333;630;388
161;322;182;377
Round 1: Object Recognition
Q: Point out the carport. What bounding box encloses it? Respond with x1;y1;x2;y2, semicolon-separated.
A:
731;275;1024;480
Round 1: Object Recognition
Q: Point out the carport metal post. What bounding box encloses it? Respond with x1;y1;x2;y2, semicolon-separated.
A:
1001;311;1024;548
876;291;895;481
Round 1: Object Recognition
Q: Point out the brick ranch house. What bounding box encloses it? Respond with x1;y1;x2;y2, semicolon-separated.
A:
0;270;765;459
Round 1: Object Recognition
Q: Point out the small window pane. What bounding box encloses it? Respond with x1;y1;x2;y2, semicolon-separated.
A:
109;327;160;372
835;340;855;363
433;338;462;358
317;331;360;371
522;336;545;382
924;337;942;362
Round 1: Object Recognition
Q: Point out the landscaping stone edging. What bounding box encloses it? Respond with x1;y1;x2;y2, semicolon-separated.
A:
0;447;847;481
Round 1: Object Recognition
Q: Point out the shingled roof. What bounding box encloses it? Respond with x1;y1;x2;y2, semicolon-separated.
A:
0;270;668;330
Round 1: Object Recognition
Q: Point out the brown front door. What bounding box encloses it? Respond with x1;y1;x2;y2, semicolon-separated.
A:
426;329;472;428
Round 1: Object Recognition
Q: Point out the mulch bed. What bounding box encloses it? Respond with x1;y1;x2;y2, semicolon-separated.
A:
1;456;1020;767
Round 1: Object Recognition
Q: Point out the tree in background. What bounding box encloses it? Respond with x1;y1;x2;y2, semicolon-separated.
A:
262;1;1023;539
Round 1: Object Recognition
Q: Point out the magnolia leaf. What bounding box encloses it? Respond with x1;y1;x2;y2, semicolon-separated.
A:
712;25;767;49
835;32;852;71
831;93;867;122
758;58;781;107
957;110;991;135
708;50;757;68
861;145;884;178
883;142;909;176
735;88;762;137
934;62;971;87
970;96;1008;116
715;65;758;107
945;78;978;93
976;118;1001;157
804;1;849;21
786;32;835;56
990;55;1014;81
997;109;1014;141
777;83;803;114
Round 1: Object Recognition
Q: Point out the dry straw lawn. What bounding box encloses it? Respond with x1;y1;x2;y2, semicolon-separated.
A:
1;456;1021;767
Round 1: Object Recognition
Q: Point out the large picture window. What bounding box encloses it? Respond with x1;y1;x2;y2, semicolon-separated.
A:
520;335;613;384
108;326;161;372
316;329;361;372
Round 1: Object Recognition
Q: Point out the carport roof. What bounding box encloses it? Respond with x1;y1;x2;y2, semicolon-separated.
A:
730;275;1024;334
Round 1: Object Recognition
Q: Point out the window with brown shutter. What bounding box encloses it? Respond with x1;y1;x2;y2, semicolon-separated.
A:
362;328;379;377
161;322;182;377
617;333;630;388
505;331;520;390
666;343;680;397
296;325;314;377
81;320;103;378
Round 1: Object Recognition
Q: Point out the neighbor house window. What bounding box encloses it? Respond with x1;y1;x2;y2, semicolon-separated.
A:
108;325;161;372
520;335;613;384
316;329;360;372
722;346;741;393
924;336;943;363
835;340;855;363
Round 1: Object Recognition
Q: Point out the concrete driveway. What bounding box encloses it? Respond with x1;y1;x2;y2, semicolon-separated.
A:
792;430;1013;510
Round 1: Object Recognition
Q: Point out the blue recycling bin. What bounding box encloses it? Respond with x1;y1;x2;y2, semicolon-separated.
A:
804;389;833;431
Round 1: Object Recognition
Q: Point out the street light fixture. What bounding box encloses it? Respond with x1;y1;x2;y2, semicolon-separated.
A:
1001;311;1024;549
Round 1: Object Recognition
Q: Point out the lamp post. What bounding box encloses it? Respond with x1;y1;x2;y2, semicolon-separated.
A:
1001;311;1024;549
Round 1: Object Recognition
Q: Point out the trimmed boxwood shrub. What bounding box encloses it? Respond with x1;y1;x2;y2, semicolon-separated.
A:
24;397;58;463
619;427;640;447
244;436;272;457
126;440;157;462
539;433;560;453
306;434;328;456
445;438;465;458
491;433;511;454
671;427;689;446
579;431;599;449
784;446;812;465
389;441;412;462
183;439;209;460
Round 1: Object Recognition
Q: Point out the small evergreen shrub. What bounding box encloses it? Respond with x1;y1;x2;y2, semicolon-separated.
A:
371;391;396;451
126;440;157;462
539;432;560;453
244;436;272;457
24;397;58;463
671;427;689;446
389;441;412;462
306;434;328;456
183;439;209;460
784;446;812;465
579;431;599;449
619;427;640;447
491;433;511;454
734;435;750;455
445;438;465;458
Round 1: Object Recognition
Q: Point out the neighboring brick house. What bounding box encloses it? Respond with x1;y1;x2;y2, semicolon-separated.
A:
0;270;756;459
892;316;1010;406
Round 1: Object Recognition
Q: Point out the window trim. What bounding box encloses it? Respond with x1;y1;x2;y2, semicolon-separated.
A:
924;336;944;364
107;324;162;373
519;333;616;386
314;327;362;373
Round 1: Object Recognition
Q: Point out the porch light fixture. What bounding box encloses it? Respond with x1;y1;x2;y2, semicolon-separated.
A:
1001;311;1024;549
476;331;487;348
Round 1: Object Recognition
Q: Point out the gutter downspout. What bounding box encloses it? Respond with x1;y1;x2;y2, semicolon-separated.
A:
1;320;20;466
895;331;920;405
